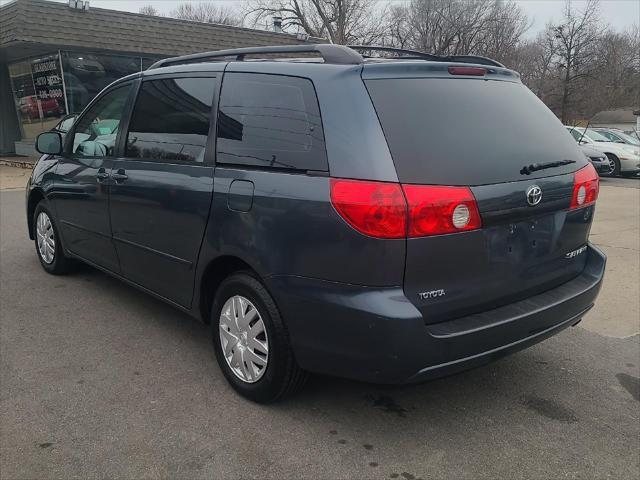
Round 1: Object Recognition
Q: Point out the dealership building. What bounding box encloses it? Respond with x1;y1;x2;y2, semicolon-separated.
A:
0;0;314;155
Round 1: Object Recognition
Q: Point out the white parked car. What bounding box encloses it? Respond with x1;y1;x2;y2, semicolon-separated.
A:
565;126;640;177
593;128;640;147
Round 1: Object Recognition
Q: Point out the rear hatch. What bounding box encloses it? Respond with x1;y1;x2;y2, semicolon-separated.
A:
364;63;594;324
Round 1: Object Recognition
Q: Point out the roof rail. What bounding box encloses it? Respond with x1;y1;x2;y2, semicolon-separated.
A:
147;44;505;70
347;45;505;68
348;45;441;61
147;44;364;69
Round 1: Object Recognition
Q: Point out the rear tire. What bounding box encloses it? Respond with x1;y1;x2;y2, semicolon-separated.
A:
211;272;307;403
33;201;72;275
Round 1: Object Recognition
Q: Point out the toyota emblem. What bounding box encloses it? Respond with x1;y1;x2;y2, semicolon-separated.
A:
526;185;542;206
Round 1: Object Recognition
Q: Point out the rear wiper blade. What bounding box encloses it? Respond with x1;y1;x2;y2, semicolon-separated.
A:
520;159;576;175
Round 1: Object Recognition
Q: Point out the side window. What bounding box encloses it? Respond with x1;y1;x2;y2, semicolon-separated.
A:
71;85;132;157
126;77;215;163
604;132;621;142
217;73;327;171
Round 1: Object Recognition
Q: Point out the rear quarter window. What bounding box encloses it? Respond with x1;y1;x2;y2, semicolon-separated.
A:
216;73;327;171
365;78;586;185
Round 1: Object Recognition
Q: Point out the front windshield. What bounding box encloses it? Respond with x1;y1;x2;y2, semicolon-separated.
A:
583;129;611;142
597;130;624;142
618;131;640;146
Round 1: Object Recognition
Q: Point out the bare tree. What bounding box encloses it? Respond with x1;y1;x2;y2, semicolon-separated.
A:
589;26;640;114
171;2;241;26
246;0;387;44
506;30;557;103
546;0;601;123
509;39;544;90
174;0;633;124
384;3;412;48
138;5;159;16
479;0;530;63
385;0;529;64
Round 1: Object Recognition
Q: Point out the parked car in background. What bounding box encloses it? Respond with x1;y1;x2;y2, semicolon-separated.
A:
566;126;640;177
579;144;610;175
18;95;65;120
29;44;605;402
593;128;640;147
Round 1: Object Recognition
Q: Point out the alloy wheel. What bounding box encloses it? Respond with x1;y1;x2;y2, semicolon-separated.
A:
219;295;269;383
36;212;55;264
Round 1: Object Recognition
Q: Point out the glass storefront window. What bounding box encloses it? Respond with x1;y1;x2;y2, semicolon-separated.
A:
8;51;161;143
61;52;153;114
9;53;67;140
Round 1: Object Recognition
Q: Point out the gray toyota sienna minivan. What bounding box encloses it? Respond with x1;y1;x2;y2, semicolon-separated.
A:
29;45;605;402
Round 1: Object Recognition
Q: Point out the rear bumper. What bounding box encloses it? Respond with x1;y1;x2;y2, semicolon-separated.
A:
268;243;606;384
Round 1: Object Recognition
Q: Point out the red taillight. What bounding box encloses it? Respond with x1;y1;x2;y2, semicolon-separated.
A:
330;179;482;238
570;164;599;210
448;66;486;76
402;185;481;237
329;179;406;239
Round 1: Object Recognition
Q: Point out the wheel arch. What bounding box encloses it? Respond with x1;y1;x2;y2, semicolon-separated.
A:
198;255;262;324
27;188;46;240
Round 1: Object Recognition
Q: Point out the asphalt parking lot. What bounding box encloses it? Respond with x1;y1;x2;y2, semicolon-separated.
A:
1;168;638;479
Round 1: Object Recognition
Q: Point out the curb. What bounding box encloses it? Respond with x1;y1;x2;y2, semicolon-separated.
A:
0;159;35;169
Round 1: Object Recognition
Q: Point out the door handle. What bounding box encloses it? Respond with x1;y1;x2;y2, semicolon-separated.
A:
111;169;128;183
96;168;109;182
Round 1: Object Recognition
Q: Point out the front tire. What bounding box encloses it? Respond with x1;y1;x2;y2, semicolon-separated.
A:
33;201;71;275
602;154;621;177
211;272;307;403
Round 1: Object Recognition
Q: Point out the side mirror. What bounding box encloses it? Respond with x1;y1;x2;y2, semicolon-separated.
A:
35;131;63;155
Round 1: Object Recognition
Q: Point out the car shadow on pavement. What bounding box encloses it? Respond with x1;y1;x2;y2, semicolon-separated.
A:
72;262;626;424
74;262;594;422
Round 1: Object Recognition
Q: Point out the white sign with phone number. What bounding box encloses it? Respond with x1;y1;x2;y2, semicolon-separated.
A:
31;56;65;111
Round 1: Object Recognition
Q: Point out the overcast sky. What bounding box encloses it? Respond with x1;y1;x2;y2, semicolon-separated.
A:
8;0;640;37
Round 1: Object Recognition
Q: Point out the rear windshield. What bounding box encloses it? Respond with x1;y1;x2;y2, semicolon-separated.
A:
365;78;586;185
